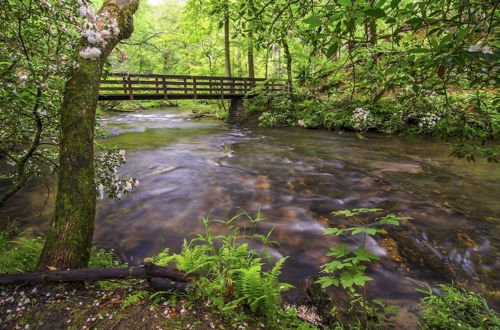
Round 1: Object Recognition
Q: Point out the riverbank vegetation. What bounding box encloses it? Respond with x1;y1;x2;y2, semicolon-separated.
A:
2;213;499;328
106;0;498;162
1;0;499;328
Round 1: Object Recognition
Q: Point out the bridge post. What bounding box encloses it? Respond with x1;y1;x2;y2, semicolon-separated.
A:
228;98;246;123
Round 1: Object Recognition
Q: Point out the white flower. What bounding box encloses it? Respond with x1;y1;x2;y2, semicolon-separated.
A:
481;46;493;54
97;184;104;199
297;119;305;127
100;30;111;38
77;6;87;18
467;45;481;52
79;47;101;60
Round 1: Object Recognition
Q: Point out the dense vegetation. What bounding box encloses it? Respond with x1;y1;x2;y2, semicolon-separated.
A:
109;0;499;162
0;0;498;328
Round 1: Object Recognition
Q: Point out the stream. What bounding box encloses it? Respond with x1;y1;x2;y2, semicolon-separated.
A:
2;107;499;321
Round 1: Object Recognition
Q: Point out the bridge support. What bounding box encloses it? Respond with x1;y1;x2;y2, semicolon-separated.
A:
228;98;246;123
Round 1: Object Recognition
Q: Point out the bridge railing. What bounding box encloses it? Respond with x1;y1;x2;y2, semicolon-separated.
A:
99;73;284;100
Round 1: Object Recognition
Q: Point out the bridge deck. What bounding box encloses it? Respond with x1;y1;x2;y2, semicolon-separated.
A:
98;74;282;101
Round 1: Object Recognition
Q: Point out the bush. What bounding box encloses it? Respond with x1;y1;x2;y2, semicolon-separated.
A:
145;214;312;328
420;283;500;329
0;230;123;273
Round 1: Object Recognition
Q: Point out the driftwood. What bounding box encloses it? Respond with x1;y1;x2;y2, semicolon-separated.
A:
0;262;197;288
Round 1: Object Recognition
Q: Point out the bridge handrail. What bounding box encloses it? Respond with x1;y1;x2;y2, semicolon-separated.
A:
98;73;284;101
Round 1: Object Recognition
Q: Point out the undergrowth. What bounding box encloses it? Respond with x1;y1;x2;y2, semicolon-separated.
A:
0;229;123;274
145;212;314;329
418;283;500;329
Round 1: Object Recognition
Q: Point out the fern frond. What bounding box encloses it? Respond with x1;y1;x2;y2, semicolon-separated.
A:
121;290;148;309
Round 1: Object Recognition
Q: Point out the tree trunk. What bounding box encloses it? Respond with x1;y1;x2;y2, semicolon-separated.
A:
38;0;139;271
281;37;293;98
247;30;255;79
224;8;231;77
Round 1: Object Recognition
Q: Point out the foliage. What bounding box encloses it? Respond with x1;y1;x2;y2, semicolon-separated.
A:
121;290;149;309
145;214;307;327
0;231;43;274
317;208;410;327
0;230;123;274
419;283;500;329
0;0;85;205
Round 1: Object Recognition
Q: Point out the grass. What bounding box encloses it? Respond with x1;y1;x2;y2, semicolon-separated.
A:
419;283;500;329
0;230;122;274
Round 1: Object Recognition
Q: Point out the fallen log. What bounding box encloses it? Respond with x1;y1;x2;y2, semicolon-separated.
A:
0;262;197;286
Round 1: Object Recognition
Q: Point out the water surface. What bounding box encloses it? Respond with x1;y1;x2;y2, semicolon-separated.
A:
2;108;499;317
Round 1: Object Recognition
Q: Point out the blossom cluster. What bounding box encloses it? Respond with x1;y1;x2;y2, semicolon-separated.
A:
76;1;121;60
351;107;372;129
467;45;494;54
95;149;138;200
419;112;441;128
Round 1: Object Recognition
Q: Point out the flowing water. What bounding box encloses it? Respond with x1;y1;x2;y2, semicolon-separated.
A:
2;108;499;320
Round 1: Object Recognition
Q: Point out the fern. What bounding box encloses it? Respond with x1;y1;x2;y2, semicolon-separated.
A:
233;258;293;318
144;248;176;267
121;290;148;309
145;214;294;323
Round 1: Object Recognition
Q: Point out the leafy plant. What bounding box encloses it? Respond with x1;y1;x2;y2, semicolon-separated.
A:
121;290;149;309
145;213;297;326
0;230;124;273
419;283;500;329
316;208;411;327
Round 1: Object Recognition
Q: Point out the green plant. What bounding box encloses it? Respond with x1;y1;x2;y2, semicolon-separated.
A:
145;214;297;326
0;231;43;274
419;283;500;329
0;230;124;273
121;290;149;309
316;209;411;327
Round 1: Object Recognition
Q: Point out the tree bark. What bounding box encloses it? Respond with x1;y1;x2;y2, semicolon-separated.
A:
247;31;255;79
224;7;232;78
281;37;293;98
0;263;197;286
38;0;139;271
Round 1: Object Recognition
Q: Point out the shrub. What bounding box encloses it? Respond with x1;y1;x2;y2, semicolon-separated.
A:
419;283;500;329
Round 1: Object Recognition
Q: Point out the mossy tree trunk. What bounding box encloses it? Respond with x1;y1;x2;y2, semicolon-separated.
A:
247;30;255;79
224;6;232;78
38;0;139;270
281;37;293;101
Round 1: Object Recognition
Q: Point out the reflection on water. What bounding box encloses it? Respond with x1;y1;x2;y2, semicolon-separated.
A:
1;108;499;311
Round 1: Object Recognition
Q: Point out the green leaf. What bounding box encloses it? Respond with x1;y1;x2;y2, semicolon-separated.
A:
348;227;380;235
340;271;373;288
409;48;429;53
328;244;350;257
373;89;385;103
406;17;424;26
390;0;401;8
353;247;379;262
323;227;345;236
315;276;340;288
337;0;352;7
325;42;339;58
303;16;322;28
322;260;350;271
364;8;386;18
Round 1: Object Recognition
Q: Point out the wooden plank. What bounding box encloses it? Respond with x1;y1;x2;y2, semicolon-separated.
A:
128;75;133;100
100;87;247;93
99;94;250;101
106;73;267;82
100;80;257;87
193;77;197;99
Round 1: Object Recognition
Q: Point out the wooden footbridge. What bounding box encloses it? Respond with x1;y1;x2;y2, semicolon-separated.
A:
98;73;282;101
